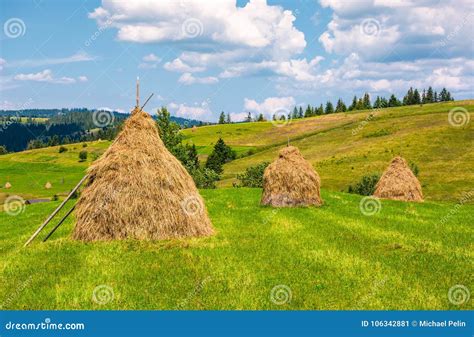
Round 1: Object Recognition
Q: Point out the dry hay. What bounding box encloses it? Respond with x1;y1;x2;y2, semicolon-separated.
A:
44;182;52;189
73;108;214;241
4;182;11;189
191;125;197;132
261;146;323;207
373;156;423;202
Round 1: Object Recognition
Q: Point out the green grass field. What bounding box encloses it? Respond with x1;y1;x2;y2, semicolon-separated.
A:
1;188;472;310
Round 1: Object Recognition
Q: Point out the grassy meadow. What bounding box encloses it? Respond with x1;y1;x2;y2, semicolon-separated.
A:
1;188;472;310
0;100;473;310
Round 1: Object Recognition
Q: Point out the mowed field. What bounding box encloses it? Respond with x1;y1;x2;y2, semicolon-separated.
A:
0;100;473;310
1;188;472;310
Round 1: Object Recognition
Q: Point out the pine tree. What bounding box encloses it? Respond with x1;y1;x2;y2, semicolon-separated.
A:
292;107;298;119
316;104;323;115
226;113;231;123
245;112;252;122
257;113;265;122
413;89;421;104
363;93;372;109
426;87;434;103
187;144;199;170
335;98;347;112
349;96;357;111
421;89;426;104
218;111;226;124
325;101;334;114
380;97;388;108
388;94;400;107
304;104;312;118
403;87;414;105
205;138;236;174
374;96;381;109
157;107;183;149
298;106;304;118
434;91;438;102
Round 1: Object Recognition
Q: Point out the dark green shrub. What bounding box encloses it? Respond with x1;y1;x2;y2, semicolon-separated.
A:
235;162;270;188
58;146;67;153
189;168;219;189
409;162;419;177
348;173;380;196
78;150;88;162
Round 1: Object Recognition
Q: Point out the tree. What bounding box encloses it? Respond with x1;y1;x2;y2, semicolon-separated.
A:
403;87;414;105
413;89;421;104
218;111;226;124
362;93;372;109
187;144;199;170
335;99;347;112
245;112;252;122
304;104;313;118
325;101;334;114
205;138;236;174
317;104;324;115
226;113;231;124
349;96;358;111
78;150;88;162
156;107;183;150
388;94;401;107
0;145;7;155
298;106;304;118
257;113;265;122
426;86;434;103
292;107;298;119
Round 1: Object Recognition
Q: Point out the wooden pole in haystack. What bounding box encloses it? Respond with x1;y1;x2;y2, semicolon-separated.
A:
23;174;88;247
42;205;76;242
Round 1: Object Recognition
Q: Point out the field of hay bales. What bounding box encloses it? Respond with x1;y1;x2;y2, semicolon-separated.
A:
1;188;472;310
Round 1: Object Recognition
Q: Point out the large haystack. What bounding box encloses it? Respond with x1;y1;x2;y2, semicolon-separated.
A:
261;146;322;207
373;156;423;202
73;108;213;241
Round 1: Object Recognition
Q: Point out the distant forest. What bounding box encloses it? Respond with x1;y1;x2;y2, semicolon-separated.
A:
0;108;203;153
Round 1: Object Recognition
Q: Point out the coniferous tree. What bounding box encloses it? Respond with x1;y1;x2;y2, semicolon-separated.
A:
434;91;438;102
218;111;226;124
413;89;421;104
304;104;312;118
245;112;252;122
325;101;334;114
335;98;347;112
205;138;236;174
426;87;434;103
363;93;372;109
317;104;324;115
292;107;298;119
349;96;358;111
388;94;401;107
257;113;265;122
298;106;304;118
226;113;231;124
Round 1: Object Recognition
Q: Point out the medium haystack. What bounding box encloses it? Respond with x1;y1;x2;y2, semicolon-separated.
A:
73;108;214;241
261;146;322;207
4;182;11;189
45;182;52;189
373;156;423;202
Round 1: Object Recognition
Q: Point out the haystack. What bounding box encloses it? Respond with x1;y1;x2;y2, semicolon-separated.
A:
4;182;11;189
373;156;423;202
45;182;52;189
73;108;214;241
261;146;323;207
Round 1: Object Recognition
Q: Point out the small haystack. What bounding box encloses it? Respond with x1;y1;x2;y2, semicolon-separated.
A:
44;182;52;189
373;156;423;202
4;182;11;189
261;146;323;207
73;108;214;241
191;125;197;133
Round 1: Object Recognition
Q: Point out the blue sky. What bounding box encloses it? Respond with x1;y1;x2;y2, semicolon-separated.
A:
1;0;472;121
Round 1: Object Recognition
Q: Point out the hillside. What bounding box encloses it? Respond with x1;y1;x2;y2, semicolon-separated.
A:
0;100;472;203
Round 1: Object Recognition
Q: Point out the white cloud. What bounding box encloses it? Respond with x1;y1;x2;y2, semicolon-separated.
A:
229;112;249;122
143;53;160;62
178;73;218;85
244;96;295;119
168;101;213;121
6;51;95;68
139;53;161;69
0;58;5;71
319;0;474;60
163;58;205;73
13;69;87;84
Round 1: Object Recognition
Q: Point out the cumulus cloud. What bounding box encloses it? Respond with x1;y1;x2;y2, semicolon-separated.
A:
244;96;296;119
319;0;474;61
89;0;320;81
168;101;213;121
139;53;162;69
14;69;87;84
178;73;218;85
